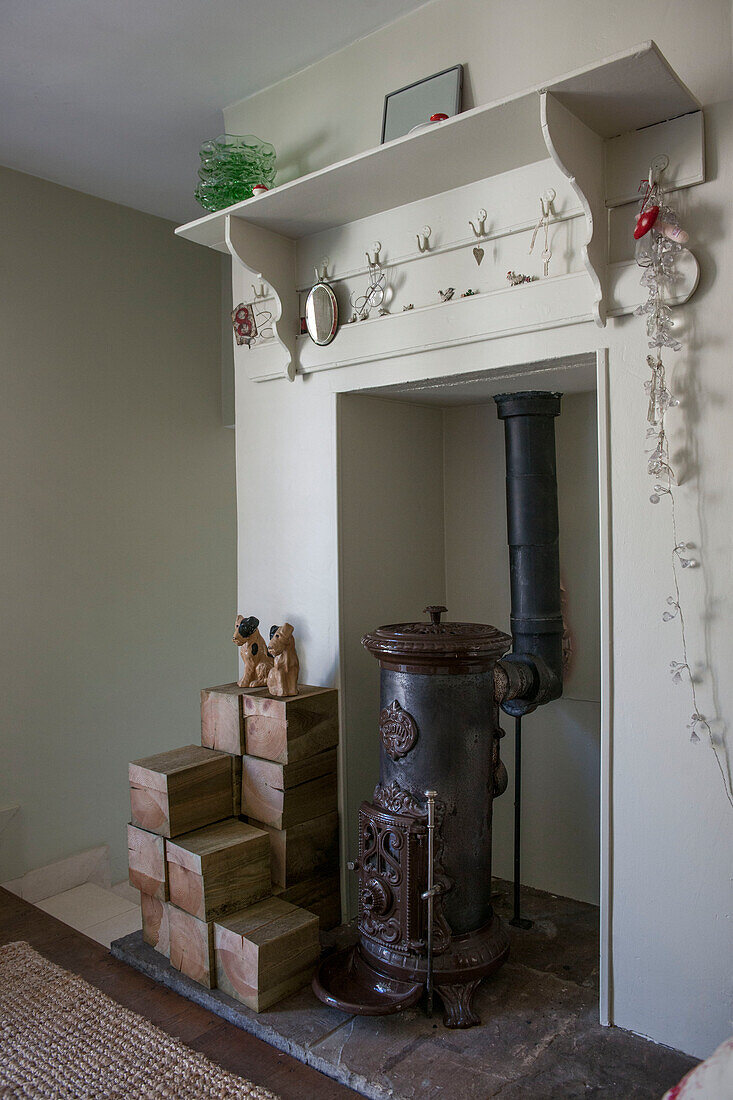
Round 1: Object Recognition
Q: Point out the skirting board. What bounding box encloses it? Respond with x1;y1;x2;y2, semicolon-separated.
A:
2;845;111;904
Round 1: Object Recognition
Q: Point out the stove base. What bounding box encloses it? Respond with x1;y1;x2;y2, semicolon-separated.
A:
313;913;509;1028
313;945;423;1016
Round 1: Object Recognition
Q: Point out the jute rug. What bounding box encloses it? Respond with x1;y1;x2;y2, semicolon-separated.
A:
0;941;279;1099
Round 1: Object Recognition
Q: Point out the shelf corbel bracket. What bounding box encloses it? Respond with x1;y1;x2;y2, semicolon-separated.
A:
541;91;606;328
224;214;298;382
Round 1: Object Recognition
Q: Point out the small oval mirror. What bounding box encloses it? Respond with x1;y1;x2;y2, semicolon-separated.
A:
305;282;338;346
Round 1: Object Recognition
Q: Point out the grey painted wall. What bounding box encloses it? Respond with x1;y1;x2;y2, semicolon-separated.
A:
0;166;237;884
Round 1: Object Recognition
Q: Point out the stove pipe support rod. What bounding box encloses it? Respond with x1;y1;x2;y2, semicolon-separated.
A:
421;790;439;1017
493;391;564;718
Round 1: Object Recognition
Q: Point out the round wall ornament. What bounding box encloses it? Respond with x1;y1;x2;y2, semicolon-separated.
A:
379;699;418;760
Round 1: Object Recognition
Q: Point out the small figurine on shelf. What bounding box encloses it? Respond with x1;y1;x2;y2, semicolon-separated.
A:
233;615;274;688
506;271;538;287
438;287;455;302
267;623;300;697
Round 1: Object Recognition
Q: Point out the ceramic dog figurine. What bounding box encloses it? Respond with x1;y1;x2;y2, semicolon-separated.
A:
267;623;299;697
233;615;274;688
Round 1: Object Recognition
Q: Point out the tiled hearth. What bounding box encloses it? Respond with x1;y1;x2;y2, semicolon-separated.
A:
113;880;695;1099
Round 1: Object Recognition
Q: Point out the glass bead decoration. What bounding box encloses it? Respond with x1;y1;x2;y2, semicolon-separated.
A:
194;134;276;213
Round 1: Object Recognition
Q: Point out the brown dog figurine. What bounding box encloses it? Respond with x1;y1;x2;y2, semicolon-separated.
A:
233;615;274;689
267;623;299;697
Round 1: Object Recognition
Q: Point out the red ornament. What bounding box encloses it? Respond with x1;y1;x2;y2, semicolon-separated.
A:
430;113;449;122
634;205;660;239
231;302;256;345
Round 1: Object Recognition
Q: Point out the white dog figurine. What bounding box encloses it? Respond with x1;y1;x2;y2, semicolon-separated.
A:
267;623;299;697
233;615;273;688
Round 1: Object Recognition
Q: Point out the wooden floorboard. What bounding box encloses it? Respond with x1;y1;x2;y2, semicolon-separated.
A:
0;886;354;1099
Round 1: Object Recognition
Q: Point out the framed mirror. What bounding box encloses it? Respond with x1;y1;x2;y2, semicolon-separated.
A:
381;65;463;143
305;282;338;346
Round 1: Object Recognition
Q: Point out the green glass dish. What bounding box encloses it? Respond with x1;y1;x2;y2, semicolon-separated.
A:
194;134;276;213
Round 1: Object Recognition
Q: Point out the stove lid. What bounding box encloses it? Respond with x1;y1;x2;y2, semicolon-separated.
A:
362;605;511;674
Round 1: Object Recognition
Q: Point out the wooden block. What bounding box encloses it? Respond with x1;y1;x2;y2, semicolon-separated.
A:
140;893;170;957
241;751;337;830
165;818;271;922
201;684;246;755
276;872;342;931
243;686;338;765
128;823;168;899
129;744;233;838
248;811;339;888
231;755;242;817
169;905;215;988
214;898;320;1012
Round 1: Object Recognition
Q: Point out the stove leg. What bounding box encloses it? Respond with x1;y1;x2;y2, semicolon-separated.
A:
435;979;482;1028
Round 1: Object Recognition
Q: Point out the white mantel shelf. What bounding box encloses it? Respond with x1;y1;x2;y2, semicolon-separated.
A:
177;42;698;248
176;41;702;382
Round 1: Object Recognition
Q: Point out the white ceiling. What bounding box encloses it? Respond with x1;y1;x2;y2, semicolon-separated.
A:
0;0;429;223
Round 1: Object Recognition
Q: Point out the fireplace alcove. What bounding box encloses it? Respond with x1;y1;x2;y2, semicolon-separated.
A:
335;353;603;980
174;41;706;1040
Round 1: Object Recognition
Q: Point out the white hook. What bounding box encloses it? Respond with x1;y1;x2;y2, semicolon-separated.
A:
416;225;432;253
648;154;669;187
365;241;382;266
468;209;487;238
251;282;268;300
313;256;330;283
540;189;556;218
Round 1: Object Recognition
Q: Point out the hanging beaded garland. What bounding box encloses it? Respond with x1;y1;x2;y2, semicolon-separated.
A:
635;178;733;807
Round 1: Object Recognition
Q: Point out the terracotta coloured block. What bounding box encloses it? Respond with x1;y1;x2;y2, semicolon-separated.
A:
165;818;271;923
241;750;337;830
248;810;339;888
214;898;319;1012
243;686;338;765
169;905;215;988
129;745;233;838
140;893;170;957
128;823;168;900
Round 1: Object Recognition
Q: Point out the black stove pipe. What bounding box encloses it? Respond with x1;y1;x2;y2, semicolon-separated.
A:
493;391;564;718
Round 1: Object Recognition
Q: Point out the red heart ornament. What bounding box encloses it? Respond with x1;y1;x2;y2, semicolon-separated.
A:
634;205;660;239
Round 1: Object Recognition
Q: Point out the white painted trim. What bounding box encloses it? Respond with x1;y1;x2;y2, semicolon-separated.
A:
541;93;606;328
298;274;595;376
333;392;351;923
596;348;613;1027
607;254;699;317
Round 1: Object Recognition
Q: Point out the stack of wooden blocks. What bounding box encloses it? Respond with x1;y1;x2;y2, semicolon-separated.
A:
127;683;340;1012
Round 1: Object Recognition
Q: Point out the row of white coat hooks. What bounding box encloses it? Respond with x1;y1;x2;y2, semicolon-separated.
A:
306;187;566;293
237;187;569;345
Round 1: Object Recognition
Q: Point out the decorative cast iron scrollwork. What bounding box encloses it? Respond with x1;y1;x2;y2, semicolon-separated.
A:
363;876;392;915
372;780;424;815
358;781;452;957
379;699;419;760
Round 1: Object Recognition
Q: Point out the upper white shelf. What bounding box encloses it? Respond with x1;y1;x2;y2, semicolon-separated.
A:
176;41;700;251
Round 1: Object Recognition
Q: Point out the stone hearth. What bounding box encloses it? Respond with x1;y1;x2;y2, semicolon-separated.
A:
113;880;695;1099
